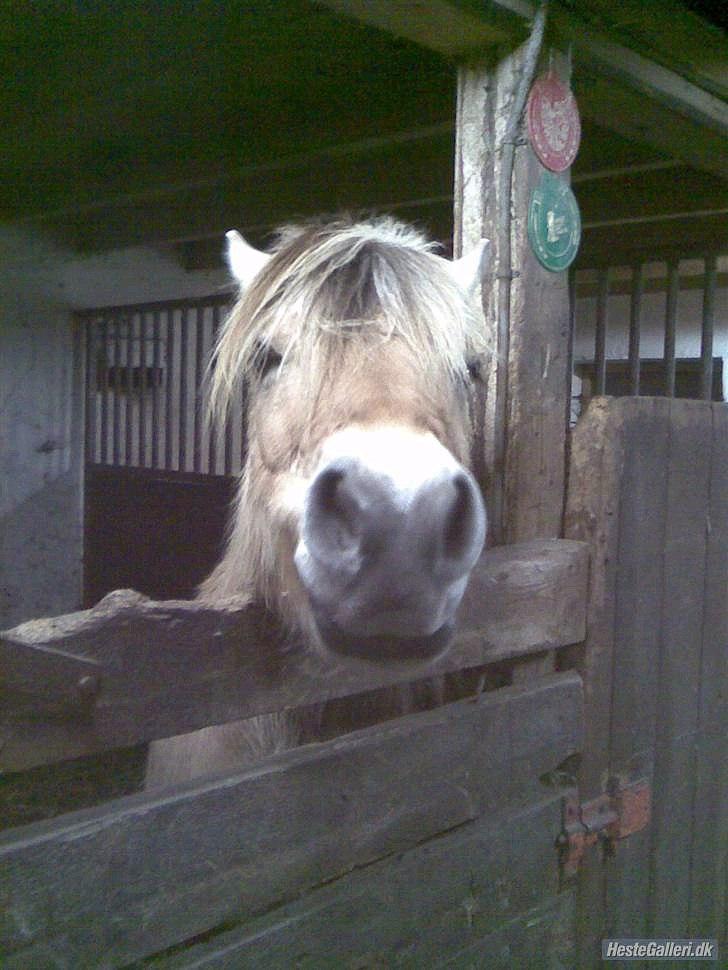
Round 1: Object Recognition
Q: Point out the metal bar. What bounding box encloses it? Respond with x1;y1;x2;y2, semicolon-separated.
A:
99;319;109;463
628;264;643;396
138;312;148;466
151;310;161;469
165;309;175;470
84;320;97;464
663;260;679;398
209;304;219;474
700;254;717;401
179;307;189;471
112;316;122;464
594;268;609;395
124;315;135;465
194;306;204;473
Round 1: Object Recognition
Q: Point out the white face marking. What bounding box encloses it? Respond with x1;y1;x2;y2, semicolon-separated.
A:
315;424;461;513
274;472;309;520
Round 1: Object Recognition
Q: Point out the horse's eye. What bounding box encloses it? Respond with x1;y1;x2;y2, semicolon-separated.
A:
254;344;283;379
466;358;482;381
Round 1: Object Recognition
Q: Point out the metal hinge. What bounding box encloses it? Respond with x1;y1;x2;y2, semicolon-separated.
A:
556;778;651;878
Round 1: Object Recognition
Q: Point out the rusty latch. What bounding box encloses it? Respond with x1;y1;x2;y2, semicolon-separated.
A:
557;778;651;877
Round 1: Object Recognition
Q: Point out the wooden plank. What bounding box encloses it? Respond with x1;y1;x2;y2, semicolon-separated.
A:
564;399;633;795
564;398;626;970
560;15;728;135
454;48;570;544
572;68;728;181
565;397;727;963
648;401;713;941
687;403;728;939
511;649;555;683
317;1;527;59
321;2;728;179
155;800;572;969
0;539;588;770
322;0;728;108
585;398;674;950
453;56;497;505
506;144;571;542
564;397;669;967
688;404;728;937
442;891;575;969
571;0;728;101
0;673;582;967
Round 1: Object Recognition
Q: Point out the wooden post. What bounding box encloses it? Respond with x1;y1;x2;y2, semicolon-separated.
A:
454;41;572;544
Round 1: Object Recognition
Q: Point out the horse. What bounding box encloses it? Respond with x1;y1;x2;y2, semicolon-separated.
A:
145;215;490;787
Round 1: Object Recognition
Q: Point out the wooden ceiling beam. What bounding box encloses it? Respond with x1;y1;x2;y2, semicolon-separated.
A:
315;0;529;58
556;11;728;134
319;1;728;177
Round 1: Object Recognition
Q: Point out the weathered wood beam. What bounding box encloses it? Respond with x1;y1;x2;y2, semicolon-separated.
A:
321;1;728;178
316;0;529;58
569;0;728;101
40;124;456;254
0;672;582;967
576;211;728;266
571;62;728;180
454;44;572;544
564;397;727;960
564;24;728;134
0;539;588;770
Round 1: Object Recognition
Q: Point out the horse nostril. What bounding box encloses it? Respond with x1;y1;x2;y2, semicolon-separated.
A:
409;469;485;576
307;465;361;555
443;473;478;560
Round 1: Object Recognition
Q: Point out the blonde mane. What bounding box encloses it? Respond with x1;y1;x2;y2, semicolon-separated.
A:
207;216;486;424
151;217;490;782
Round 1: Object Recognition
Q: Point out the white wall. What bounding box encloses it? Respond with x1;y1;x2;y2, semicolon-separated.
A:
0;230;229;627
58;245;229;310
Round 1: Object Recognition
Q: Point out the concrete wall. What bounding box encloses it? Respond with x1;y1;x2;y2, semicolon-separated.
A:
0;237;83;627
0;231;228;627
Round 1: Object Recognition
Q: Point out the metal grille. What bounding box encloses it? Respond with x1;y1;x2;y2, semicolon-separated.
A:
82;296;245;475
573;254;724;405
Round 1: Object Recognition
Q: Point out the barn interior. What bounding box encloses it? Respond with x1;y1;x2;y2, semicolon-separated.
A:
0;6;726;963
2;0;725;262
1;0;726;620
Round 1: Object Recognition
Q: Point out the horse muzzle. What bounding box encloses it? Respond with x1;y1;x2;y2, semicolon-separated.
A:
293;428;486;663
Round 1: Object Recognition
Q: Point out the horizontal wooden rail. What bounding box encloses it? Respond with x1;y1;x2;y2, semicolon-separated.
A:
0;672;582;968
0;539;588;771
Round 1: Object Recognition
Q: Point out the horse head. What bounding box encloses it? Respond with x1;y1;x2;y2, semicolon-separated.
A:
201;217;489;665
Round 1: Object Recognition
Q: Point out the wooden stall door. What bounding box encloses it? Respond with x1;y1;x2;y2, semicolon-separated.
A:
80;299;242;605
1;673;584;968
566;398;727;966
84;466;235;604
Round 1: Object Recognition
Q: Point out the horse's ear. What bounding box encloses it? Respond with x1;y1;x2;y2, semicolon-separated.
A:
448;239;490;295
225;230;272;289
